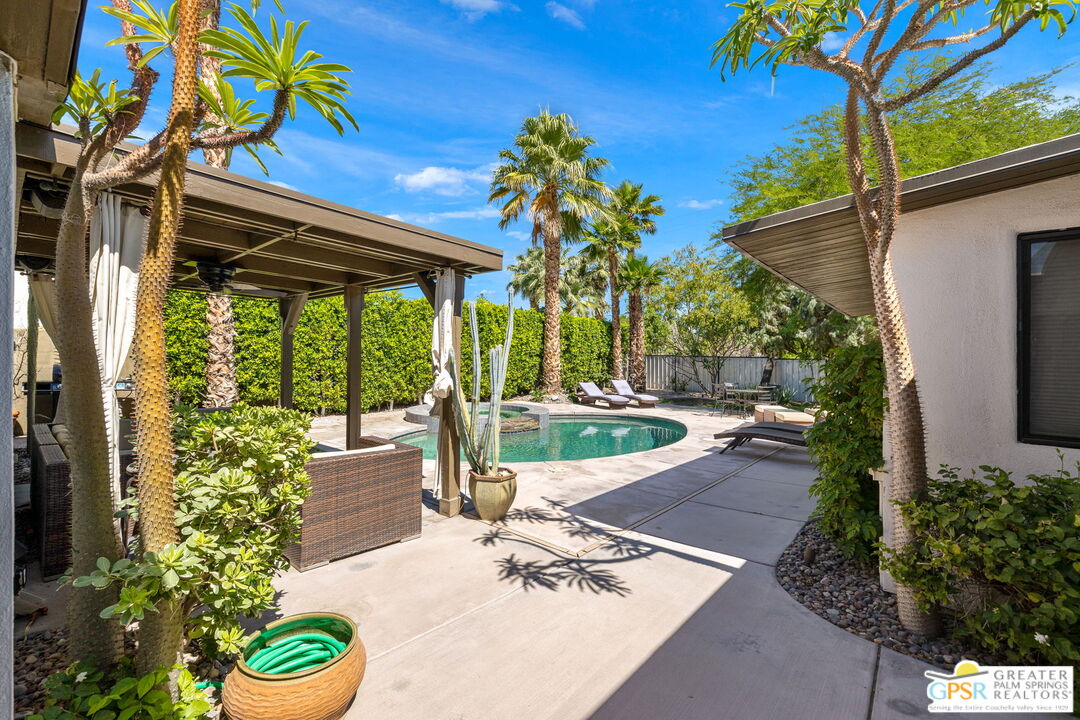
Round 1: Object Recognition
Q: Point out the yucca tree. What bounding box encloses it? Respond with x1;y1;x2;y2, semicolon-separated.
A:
711;0;1074;635
489;111;610;394
52;0;355;665
620;256;665;390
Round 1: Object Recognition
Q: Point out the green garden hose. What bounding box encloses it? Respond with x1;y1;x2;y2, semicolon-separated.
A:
244;632;345;675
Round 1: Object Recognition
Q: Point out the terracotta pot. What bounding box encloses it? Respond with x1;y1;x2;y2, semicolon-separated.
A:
468;468;517;521
222;612;366;720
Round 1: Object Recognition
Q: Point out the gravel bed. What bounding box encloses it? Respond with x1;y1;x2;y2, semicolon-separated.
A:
14;628;224;719
776;521;1000;669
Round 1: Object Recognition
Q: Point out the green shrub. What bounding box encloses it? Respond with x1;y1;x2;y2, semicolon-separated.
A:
164;290;611;411
30;659;210;720
804;341;885;558
882;462;1080;666
77;405;313;658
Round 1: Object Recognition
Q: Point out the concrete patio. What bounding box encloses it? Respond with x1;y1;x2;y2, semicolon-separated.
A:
280;403;1058;720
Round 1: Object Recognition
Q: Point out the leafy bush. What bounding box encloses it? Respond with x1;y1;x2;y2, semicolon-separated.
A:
165;290;611;411
882;462;1080;666
30;659;210;720
77;405;313;657
804;341;885;558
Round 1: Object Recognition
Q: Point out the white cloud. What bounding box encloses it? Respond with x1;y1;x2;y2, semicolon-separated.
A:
394;163;494;196
546;2;585;29
387;206;501;225
679;198;724;210
441;0;509;20
505;230;531;242
820;32;845;51
266;179;299;191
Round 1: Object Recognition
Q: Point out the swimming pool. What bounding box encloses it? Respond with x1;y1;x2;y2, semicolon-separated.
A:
395;415;687;463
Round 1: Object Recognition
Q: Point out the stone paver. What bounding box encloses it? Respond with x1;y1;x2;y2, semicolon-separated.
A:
271;405;1059;720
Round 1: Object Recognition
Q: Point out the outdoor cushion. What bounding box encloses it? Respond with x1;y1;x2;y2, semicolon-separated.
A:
611;379;659;403
772;410;815;425
311;443;397;459
754;404;787;423
578;382;629;405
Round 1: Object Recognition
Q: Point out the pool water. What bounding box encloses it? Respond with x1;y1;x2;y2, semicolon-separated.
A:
396;415;687;463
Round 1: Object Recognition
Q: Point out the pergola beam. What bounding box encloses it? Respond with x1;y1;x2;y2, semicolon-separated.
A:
429;271;464;517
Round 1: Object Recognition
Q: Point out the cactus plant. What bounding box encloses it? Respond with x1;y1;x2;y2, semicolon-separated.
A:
449;298;515;477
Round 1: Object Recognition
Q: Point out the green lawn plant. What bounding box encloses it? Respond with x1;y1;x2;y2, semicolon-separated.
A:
804;341;886;559
73;405;313;659
882;462;1080;667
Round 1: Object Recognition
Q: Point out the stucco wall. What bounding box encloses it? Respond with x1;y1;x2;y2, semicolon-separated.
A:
890;172;1080;479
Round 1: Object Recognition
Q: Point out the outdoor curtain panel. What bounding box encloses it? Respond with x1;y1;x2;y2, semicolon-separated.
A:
89;191;146;506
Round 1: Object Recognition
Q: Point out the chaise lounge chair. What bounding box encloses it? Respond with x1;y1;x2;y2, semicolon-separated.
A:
714;421;809;454
577;382;630;409
611;379;659;408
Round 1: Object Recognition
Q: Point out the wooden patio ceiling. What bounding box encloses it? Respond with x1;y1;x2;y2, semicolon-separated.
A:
722;133;1080;317
14;123;503;298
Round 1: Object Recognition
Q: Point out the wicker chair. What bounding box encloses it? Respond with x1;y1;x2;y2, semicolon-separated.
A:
285;436;423;571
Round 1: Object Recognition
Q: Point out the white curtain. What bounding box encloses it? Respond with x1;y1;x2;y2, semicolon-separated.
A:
28;274;62;422
427;267;456;412
89;192;145;505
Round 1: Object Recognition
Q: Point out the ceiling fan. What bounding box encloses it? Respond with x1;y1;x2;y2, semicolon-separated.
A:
192;260;287;298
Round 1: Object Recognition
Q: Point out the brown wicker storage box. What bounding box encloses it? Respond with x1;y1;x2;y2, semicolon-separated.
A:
286;436;423;571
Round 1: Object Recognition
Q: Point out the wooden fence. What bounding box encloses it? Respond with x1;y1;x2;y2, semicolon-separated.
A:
643;356;823;403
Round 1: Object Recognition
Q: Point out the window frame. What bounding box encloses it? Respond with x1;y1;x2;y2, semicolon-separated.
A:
1017;227;1080;449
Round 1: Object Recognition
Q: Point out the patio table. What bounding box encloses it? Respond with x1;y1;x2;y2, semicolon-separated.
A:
726;388;770;415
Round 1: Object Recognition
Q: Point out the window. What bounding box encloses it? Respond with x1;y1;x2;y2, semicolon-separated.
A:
1018;229;1080;448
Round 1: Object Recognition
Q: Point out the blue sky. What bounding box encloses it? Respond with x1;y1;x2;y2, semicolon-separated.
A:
76;1;1080;301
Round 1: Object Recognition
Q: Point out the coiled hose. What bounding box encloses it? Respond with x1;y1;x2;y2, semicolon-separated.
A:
244;632;346;675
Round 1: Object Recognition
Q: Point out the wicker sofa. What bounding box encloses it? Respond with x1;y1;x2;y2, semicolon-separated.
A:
285;436;423;571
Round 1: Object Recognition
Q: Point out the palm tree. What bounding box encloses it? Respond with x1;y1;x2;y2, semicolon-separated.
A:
506;246;544;311
620;256;665;390
507;247;605;317
490;111;610;394
582;216;636;379
610;180;665;258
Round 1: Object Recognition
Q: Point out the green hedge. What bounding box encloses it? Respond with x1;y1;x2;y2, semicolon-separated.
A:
804;341;886;559
164;291;612;413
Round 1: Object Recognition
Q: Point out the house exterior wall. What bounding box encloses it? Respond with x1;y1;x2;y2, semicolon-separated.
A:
889;172;1080;479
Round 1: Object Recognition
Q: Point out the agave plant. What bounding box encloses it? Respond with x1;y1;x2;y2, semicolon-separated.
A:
449;298;515;477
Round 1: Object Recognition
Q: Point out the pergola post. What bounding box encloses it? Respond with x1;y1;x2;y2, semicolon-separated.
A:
278;293;307;410
345;284;365;450
432;272;464;517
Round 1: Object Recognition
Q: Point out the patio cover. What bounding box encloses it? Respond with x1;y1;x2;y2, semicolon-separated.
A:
722;133;1080;317
14;122;502;516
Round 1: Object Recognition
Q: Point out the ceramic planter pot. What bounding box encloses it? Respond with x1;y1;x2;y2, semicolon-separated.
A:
222;612;365;720
468;468;517;521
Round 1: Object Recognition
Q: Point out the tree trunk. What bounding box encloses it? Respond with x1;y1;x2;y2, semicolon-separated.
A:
608;248;623;380
204;293;237;406
628;289;645;389
844;91;939;637
198;0;238;408
53;173;123;665
132;0;200;677
540;211;563;394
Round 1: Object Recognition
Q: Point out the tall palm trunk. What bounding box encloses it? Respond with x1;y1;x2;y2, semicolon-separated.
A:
132;0;200;676
607;248;623;380
628;289;645;389
845;90;939;636
541;210;563;394
53;171;123;665
199;0;239;408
